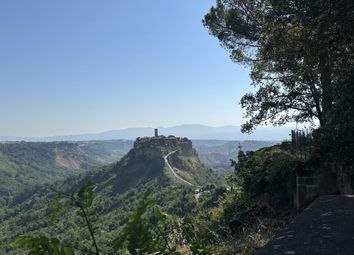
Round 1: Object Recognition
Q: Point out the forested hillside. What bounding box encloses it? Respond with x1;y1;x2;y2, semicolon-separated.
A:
0;136;222;254
193;140;277;170
0;140;132;206
0;138;272;207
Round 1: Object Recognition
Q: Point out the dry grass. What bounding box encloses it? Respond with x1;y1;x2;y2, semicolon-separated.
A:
211;217;289;255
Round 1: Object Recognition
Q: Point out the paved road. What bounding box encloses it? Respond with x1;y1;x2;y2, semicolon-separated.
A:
164;151;194;186
255;195;354;255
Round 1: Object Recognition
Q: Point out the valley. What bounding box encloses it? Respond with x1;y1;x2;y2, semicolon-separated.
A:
0;138;273;206
1;1;352;254
0;140;133;206
0;135;277;254
0;135;223;254
193;140;277;170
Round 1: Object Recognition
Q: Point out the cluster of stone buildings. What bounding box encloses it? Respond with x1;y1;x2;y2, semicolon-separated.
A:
133;128;195;157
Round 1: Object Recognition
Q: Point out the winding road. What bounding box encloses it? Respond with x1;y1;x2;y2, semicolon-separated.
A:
164;151;194;186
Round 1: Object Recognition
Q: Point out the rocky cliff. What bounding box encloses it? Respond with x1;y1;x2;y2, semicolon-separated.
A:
134;135;197;158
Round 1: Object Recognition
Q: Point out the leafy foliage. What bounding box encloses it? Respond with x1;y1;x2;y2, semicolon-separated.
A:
7;182;217;255
182;144;299;254
113;192;180;255
113;195;156;254
204;0;354;133
11;182;101;255
0;137;223;254
233;143;299;207
10;236;75;255
2;142;301;255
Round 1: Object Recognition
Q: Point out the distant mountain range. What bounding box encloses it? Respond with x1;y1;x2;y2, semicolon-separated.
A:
0;124;292;142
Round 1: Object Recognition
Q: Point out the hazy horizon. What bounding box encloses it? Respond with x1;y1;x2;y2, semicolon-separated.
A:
0;124;295;142
0;123;297;137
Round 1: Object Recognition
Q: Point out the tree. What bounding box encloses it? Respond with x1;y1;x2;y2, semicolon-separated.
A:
10;184;186;255
10;182;99;255
113;194;181;255
203;0;354;133
10;236;75;255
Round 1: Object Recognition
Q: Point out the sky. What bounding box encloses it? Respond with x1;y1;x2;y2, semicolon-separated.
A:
0;0;253;137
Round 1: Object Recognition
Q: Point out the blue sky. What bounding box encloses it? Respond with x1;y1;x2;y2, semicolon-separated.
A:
0;0;252;136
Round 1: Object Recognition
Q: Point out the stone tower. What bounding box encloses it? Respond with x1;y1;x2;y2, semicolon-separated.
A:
154;128;158;137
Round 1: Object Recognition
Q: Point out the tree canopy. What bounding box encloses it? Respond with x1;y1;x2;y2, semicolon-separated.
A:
203;0;354;133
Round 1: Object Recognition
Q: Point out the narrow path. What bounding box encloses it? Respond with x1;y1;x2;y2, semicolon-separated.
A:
164;151;194;186
256;195;354;255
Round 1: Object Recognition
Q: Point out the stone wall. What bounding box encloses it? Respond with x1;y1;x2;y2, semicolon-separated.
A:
295;169;318;209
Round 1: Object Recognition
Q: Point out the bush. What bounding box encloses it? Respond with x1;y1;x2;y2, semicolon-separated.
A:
234;143;300;208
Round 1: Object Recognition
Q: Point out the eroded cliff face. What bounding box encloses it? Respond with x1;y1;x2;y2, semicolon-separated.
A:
133;136;197;158
110;136;197;186
105;135;215;192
